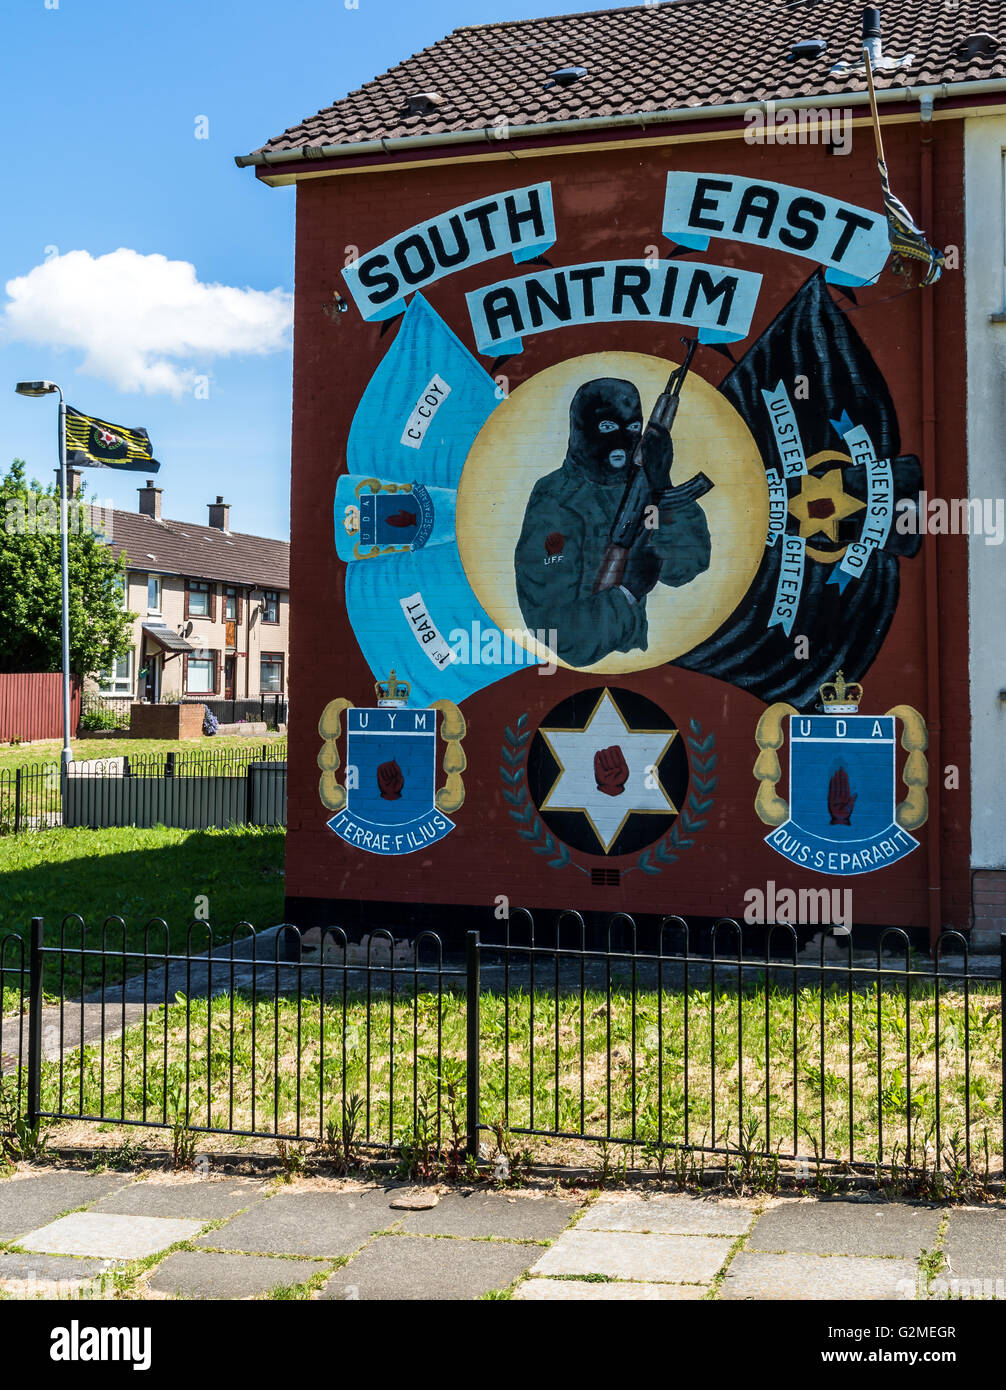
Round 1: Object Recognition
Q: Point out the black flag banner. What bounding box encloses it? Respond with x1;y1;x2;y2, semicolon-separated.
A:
64;406;160;472
863;46;944;287
673;270;923;710
878;157;944;286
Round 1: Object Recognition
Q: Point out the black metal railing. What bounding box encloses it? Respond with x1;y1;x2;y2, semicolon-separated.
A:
0;745;287;834
0;932;27;1123
0;763;63;833
0;912;1002;1175
79;692;131;733
479;913;1006;1173
200;696;288;729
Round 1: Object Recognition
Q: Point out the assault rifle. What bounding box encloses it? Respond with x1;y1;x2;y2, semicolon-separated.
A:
592;337;713;594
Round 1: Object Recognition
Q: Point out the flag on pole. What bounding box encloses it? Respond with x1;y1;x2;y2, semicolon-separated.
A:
64;406;160;472
876;158;944;286
864;48;944;287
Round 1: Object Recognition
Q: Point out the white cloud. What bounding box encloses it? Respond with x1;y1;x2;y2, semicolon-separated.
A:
2;248;293;396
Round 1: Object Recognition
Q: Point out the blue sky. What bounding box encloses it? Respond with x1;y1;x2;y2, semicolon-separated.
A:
0;0;612;540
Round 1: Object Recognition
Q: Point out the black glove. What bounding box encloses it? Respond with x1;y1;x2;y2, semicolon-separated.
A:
640;422;673;492
621;542;661;600
649;499;712;587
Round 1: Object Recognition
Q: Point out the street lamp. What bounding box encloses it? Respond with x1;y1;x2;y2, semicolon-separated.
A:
14;380;73;768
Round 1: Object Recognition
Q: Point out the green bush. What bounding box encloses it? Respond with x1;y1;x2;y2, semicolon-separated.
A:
79;704;129;733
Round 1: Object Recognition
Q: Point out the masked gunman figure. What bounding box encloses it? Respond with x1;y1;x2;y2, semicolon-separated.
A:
515;378;711;667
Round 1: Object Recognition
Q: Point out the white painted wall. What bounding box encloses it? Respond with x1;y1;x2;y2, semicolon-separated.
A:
965;114;1006;868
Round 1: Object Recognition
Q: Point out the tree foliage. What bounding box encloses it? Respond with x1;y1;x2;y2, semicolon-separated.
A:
0;459;134;676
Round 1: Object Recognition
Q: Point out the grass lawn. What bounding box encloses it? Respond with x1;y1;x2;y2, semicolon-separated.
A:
0;825;285;1005
29;974;1003;1172
0;734;286;771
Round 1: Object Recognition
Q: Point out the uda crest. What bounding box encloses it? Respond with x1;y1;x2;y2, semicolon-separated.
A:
318;670;466;856
754;672;929;877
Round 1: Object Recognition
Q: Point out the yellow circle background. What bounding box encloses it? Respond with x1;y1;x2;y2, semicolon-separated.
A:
456;351;769;674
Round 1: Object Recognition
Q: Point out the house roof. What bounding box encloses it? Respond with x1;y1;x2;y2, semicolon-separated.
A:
97;508;290;590
240;0;1005;163
141;622;196;654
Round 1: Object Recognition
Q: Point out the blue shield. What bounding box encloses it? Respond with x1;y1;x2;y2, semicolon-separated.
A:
765;715;919;876
327;706;454;856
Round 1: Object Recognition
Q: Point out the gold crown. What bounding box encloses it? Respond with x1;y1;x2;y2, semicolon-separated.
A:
375;668;410;705
819;669;862;712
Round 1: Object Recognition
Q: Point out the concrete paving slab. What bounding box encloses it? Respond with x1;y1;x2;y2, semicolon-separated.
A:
0;1171;127;1242
581;1194;754;1236
721;1251;920;1300
398;1192;575;1240
91;1178;266;1221
531;1229;729;1283
942;1208;1006;1284
515;1277;707;1300
0;1252;115;1296
199;1187;401;1257
747;1199;941;1257
319;1233;535;1300
19;1212;204;1260
148;1251;324;1300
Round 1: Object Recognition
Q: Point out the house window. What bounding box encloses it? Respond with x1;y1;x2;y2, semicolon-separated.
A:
186;580;213;619
98;650;134;697
223;586;242;622
147;574;161;614
260;652;284;693
186;649;217;695
262;590;280;624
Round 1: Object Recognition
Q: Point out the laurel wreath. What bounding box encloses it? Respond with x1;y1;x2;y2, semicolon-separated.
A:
500;713;717;876
635;719;717;875
500;714;580;871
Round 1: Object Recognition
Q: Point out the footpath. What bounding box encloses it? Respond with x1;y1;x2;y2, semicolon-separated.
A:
0;1169;1001;1300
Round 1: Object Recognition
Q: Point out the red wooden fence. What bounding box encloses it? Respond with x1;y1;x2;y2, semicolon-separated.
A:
0;673;81;742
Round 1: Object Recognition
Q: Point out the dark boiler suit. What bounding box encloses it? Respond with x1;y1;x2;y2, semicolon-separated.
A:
514;377;711;667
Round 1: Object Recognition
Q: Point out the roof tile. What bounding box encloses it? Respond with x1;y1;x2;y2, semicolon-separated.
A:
96;509;290;591
243;0;1003;158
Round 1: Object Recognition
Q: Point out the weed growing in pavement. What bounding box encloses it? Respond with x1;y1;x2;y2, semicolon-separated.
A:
323;1093;364;1175
0;1078;48;1167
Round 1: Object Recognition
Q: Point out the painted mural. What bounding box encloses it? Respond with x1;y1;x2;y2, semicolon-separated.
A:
321;172;929;875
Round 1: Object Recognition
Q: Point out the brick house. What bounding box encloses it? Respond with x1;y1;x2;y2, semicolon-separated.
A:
238;0;1006;948
92;479;290;714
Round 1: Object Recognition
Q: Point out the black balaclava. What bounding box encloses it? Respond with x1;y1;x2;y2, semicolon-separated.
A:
566;378;643;484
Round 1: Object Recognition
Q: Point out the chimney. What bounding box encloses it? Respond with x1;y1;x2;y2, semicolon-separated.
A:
138;480;162;520
54;467;83;498
862;5;883;66
208;495;230;531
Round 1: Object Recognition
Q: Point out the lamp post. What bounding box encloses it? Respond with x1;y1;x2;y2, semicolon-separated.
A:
14;380;73;768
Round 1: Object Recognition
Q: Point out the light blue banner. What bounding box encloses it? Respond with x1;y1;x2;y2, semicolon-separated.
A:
829;424;894;590
765;821;918;875
345;546;545;710
761;381;807;477
342;183;556;321
765;467;789;548
663;172;890;287
340;295;544;708
768;534;806;635
466;258;762;354
347;294;499;491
